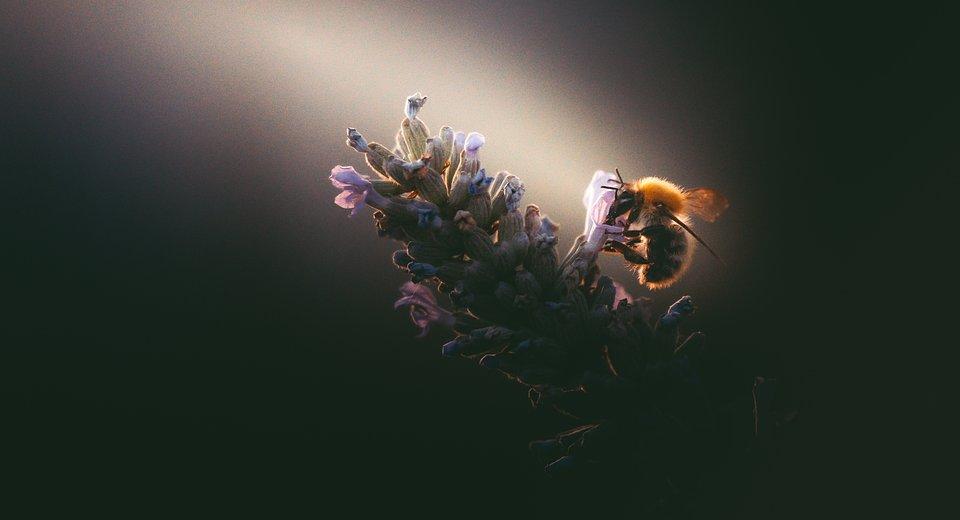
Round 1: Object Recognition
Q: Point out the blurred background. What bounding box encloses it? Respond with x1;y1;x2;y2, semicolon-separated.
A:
1;1;954;517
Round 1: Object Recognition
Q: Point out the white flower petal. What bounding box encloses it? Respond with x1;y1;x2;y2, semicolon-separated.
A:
582;170;618;237
464;132;485;157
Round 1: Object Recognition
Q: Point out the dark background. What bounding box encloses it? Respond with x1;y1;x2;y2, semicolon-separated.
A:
1;1;954;517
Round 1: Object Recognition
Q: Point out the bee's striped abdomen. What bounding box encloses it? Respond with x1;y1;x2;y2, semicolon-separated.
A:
638;223;692;289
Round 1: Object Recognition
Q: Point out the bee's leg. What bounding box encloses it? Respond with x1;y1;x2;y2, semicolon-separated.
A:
602;240;649;265
638;223;667;237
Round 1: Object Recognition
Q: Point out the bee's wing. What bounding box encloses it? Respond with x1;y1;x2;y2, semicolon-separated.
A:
684;188;729;223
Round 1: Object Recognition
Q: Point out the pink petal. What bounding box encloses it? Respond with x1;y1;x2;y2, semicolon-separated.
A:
329;165;371;189
334;190;361;209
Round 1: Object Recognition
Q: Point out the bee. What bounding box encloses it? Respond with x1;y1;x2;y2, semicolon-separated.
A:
597;169;729;289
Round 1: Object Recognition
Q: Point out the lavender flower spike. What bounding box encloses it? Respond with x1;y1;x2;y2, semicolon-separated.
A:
394;282;455;338
329;165;372;217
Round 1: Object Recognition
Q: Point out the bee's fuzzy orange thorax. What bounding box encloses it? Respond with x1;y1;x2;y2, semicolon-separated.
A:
634;177;686;214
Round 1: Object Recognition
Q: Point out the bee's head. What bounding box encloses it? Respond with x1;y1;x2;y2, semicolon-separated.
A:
601;171;686;225
634;177;685;215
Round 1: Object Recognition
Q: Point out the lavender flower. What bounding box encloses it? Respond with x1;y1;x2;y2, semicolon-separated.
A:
405;92;427;120
539;216;560;238
503;178;525;212
416;207;441;229
346;128;370;153
464;132;485;158
329;165;372;217
581;171;624;248
467;168;494;196
325;95;767;509
582;170;618;231
394;282;455;338
407;262;439;279
659;295;696;328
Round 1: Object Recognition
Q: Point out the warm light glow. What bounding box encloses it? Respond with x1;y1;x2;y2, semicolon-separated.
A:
38;0;738;302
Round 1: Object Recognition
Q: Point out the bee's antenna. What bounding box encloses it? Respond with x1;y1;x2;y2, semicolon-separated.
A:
601;169;627;198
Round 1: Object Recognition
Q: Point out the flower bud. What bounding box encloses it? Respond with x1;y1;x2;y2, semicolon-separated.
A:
539;216;560;238
407;241;452;263
401;117;430;161
408;262;439;281
527;233;559;290
491;176;524;220
460;325;516;356
370;178;407;197
404;92;427;120
425;138;448;183
495;239;528;272
344;129;416;194
454;210;495;261
497;209;525;243
372;194;441;226
464;132;484;158
464;173;493;228
439;126;455;167
383;155;415;187
445;131;465;188
514;270;542;299
488;170;510;196
435;261;468;285
524;205;542;240
410;141;449;207
461;259;498;291
449;133;484;208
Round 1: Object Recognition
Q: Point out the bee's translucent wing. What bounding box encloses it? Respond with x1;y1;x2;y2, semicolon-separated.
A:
684;188;729;222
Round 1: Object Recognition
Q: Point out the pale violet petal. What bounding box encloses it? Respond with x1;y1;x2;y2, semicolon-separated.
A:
464;132;485;157
582;170;618;237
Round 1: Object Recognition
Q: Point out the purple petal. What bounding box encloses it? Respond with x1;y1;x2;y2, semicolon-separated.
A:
330;165;372;216
398;281;438;305
330;165;371;189
334;189;364;209
582;170;618;235
464;132;485;157
394;283;454;338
